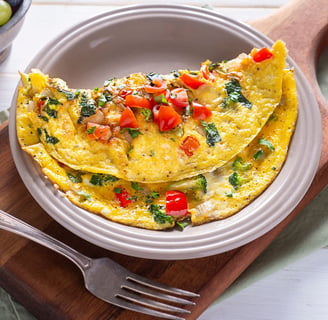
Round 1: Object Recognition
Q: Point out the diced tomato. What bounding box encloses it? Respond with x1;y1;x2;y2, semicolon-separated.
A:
125;94;152;109
252;47;273;62
152;104;161;123
114;187;133;208
86;122;111;141
200;64;216;82
157;106;182;131
120;89;133;98
36;98;46;112
180;136;200;157
144;77;167;93
192;102;212;120
180;73;205;89
166;190;188;216
119;107;139;128
169;88;189;108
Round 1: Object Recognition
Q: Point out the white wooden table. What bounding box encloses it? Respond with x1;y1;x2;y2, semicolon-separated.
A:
1;1;327;319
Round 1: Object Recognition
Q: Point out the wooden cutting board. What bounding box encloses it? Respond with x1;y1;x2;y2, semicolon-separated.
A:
0;0;327;319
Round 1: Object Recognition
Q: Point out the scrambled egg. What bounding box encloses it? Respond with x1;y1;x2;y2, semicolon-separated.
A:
16;41;297;230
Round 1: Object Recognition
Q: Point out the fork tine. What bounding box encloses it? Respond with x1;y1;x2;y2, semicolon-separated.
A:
126;275;200;298
117;291;190;313
122;283;195;305
113;296;187;320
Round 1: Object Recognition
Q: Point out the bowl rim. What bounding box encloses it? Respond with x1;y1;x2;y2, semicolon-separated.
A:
0;0;32;33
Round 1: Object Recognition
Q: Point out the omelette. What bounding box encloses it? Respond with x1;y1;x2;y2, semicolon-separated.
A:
17;41;287;183
16;45;298;230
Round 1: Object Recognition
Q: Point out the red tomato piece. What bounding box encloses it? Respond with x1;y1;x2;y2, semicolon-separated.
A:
169;88;189;108
120;89;133;98
119;107;139;128
252;47;273;62
166;190;189;216
180;136;200;157
180;73;205;89
192;102;212;120
37;98;46;112
114;187;133;208
157;106;182;131
152;104;161;123
125;94;152;109
87;122;111;141
144;77;167;93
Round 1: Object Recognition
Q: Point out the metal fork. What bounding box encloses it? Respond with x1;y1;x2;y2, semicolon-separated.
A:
0;210;199;319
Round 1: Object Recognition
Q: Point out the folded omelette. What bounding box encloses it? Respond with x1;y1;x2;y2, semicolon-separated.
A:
16;40;298;230
17;40;287;183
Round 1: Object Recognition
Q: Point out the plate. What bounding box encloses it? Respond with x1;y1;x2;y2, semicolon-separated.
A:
8;4;322;260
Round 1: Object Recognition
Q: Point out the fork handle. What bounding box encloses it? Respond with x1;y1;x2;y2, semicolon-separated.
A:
0;210;92;271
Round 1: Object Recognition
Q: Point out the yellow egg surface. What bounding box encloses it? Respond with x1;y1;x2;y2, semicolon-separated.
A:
17;41;287;183
16;68;297;230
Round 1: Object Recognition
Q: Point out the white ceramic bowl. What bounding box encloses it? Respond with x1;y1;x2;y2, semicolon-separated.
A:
9;5;322;260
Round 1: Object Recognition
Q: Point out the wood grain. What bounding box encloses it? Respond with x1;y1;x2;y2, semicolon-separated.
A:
0;0;327;319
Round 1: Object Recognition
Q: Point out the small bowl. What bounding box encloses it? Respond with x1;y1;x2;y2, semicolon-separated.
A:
0;0;32;63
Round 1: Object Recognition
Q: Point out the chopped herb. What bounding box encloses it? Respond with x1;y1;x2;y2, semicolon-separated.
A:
97;93;107;107
79;93;97;120
38;114;49;122
176;218;191;230
43;104;58;119
94;87;99;91
67;172;83;183
145;191;160;203
222;79;252;109
232;157;252;172
86;126;96;134
90;173;119;186
149;150;155;157
149;191;160;199
114;187;122;194
120;127;142;139
57;88;75;101
208;63;220;72
201;121;221;147
126;196;138;201
44;129;59;144
253;149;264;160
131;182;143;191
48;97;62;106
140;108;152;121
259;138;275;151
272;166;277;170
103;78;116;86
154;93;169;105
225;191;233;197
149;204;173;224
37;128;42;135
127;145;134;154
